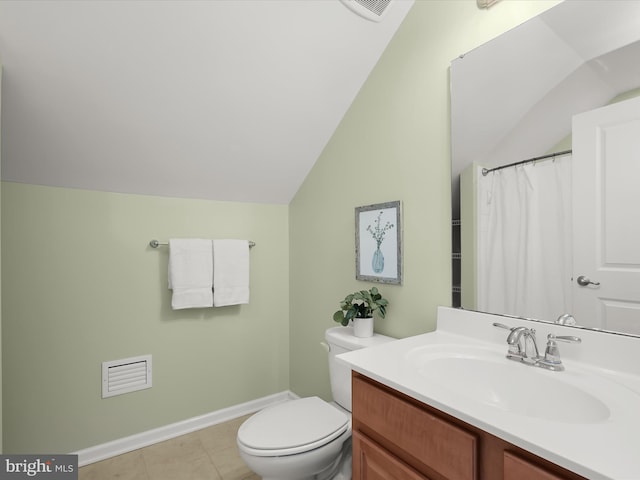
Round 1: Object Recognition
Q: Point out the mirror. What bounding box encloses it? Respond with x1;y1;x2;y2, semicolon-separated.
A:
451;0;640;336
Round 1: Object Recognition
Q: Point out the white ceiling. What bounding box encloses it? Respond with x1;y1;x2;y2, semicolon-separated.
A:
0;0;413;204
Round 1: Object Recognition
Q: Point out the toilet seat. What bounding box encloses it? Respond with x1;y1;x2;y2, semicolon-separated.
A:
237;397;349;457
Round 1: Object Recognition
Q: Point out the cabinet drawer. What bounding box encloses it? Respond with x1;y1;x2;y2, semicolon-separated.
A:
353;375;478;480
353;431;431;480
504;451;575;480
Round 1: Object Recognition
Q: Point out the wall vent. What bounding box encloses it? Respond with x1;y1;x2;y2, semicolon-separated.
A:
340;0;392;22
102;355;152;398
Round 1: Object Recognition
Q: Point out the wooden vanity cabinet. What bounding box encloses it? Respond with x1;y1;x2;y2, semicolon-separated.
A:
352;373;587;480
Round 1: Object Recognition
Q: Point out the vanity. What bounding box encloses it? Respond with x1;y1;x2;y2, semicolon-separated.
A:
338;307;640;480
352;373;584;480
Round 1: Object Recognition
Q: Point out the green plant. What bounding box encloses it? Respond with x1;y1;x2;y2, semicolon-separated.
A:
332;287;389;326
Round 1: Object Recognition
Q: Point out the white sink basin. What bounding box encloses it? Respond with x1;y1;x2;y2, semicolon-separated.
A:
406;344;611;423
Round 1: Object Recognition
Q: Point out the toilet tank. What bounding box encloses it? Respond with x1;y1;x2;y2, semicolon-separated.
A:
325;326;395;412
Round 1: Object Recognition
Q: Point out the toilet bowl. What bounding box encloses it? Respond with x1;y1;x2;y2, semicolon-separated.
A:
236;326;395;480
237;397;352;480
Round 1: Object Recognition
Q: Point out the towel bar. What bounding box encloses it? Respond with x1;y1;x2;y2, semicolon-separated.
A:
149;239;255;249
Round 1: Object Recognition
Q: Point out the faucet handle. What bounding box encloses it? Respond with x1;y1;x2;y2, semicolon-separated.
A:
539;334;582;371
549;334;581;344
492;322;515;331
492;323;528;358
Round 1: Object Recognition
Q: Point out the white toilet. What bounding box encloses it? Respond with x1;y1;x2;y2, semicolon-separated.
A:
237;326;394;480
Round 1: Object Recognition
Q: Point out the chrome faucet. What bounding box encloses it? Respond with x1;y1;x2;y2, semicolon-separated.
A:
505;326;540;365
493;322;581;371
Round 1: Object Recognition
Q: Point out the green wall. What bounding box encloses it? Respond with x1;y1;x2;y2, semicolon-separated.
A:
1;0;560;455
289;0;559;401
1;182;289;453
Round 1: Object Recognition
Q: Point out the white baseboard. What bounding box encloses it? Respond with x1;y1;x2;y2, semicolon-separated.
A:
75;390;297;467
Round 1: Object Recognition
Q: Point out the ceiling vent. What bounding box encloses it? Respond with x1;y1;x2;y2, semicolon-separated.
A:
340;0;392;22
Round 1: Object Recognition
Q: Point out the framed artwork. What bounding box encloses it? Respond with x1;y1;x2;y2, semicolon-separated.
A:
355;201;402;284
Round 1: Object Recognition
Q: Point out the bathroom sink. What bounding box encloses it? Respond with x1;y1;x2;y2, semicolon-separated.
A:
406;344;611;423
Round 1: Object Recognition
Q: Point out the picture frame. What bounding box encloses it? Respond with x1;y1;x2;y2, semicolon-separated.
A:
355;201;402;284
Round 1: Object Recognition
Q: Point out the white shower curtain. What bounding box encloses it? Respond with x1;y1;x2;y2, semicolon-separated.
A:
477;154;573;322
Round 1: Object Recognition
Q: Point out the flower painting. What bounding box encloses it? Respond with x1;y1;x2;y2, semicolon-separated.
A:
355;201;402;284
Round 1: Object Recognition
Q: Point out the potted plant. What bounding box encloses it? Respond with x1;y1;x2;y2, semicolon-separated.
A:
332;287;388;337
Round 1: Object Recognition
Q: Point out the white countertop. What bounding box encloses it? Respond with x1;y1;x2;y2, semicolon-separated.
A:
337;307;640;480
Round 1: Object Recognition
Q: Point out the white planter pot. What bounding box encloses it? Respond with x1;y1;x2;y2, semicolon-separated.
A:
353;317;374;338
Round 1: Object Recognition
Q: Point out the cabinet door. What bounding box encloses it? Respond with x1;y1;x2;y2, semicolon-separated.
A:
504;451;574;480
353;374;477;480
353;432;431;480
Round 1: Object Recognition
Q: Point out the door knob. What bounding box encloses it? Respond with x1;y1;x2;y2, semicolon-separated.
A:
577;275;600;287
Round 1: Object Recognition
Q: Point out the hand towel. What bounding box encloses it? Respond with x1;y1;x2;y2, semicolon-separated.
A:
212;239;250;306
168;239;214;310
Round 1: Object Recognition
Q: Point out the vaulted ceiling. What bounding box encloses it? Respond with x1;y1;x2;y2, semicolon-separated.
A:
0;0;413;204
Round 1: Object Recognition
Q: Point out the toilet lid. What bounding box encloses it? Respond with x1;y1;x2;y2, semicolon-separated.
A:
237;397;349;456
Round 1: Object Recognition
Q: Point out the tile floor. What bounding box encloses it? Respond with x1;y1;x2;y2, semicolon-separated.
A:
78;414;260;480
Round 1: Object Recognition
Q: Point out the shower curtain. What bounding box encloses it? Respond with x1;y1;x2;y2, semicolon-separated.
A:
477;154;573;322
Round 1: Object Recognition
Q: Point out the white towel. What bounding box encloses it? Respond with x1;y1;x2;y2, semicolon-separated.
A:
168;239;214;310
212;239;250;306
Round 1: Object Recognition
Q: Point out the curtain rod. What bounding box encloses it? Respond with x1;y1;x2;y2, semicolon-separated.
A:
481;149;572;176
149;239;255;248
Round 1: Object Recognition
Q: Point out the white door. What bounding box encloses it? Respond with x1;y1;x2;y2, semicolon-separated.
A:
572;96;640;334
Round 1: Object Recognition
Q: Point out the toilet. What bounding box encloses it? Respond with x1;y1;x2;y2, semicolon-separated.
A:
237;326;395;480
